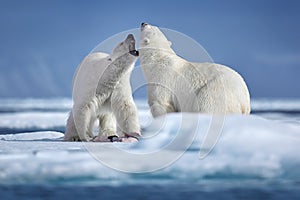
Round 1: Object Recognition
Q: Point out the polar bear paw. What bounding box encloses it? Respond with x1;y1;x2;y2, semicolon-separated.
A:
120;136;138;143
92;135;112;142
93;134;139;143
64;135;93;142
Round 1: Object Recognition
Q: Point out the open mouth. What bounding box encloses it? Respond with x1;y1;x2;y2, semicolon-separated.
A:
130;50;139;56
128;36;139;56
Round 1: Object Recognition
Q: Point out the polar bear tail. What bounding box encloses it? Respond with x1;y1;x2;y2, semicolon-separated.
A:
241;104;251;115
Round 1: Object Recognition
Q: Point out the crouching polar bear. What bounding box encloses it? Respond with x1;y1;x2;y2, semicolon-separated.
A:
64;34;141;142
139;23;250;116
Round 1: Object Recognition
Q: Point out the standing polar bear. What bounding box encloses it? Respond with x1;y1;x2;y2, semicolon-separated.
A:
64;34;141;142
139;23;250;117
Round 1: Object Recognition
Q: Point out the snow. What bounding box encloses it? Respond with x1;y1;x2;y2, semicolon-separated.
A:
0;131;64;141
0;112;299;185
0;98;299;186
0;112;68;129
251;98;300;111
0;98;72;111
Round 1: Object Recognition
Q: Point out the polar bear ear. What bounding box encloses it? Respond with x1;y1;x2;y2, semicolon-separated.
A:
168;41;172;46
144;38;150;45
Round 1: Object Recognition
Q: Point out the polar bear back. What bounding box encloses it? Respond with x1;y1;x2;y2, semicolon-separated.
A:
181;62;250;114
72;52;110;106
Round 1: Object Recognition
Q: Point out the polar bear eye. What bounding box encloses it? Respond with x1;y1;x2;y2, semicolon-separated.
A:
144;38;150;45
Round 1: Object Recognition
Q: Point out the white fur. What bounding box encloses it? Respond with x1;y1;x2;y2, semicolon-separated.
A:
139;24;250;117
64;36;141;141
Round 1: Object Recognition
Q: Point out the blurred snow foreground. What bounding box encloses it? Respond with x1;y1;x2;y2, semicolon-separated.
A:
0;112;300;183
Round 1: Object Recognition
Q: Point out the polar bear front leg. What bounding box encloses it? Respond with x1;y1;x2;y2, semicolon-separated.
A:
93;113;118;142
112;97;141;139
99;113;117;137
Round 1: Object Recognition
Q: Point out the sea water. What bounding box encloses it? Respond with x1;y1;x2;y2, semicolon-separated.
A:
0;98;299;199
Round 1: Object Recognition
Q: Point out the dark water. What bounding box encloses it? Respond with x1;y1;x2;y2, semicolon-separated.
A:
0;127;65;135
1;182;299;200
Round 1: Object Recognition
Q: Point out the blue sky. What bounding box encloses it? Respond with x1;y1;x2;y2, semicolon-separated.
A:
0;0;299;98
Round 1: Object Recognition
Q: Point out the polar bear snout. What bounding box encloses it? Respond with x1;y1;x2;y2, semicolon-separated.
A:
126;34;139;57
126;34;135;41
141;22;148;27
141;22;148;30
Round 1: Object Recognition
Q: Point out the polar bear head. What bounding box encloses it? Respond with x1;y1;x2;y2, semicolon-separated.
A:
111;34;139;61
139;22;173;53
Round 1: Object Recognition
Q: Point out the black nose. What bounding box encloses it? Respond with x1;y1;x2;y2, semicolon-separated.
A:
141;22;148;28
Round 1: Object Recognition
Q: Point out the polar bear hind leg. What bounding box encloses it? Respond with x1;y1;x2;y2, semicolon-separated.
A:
64;108;94;141
149;101;171;117
64;111;80;141
71;106;94;141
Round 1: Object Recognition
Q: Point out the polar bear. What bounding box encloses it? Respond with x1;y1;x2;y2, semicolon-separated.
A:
64;34;141;142
139;23;250;117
